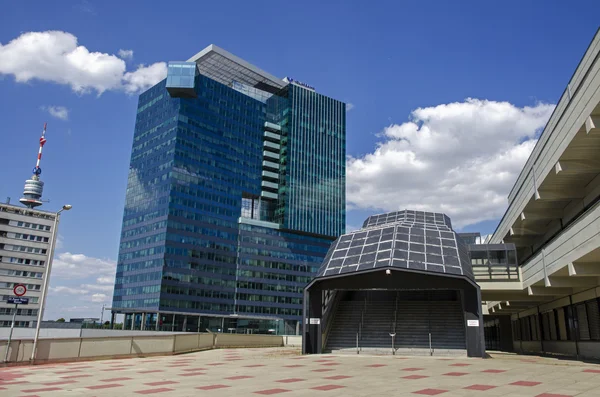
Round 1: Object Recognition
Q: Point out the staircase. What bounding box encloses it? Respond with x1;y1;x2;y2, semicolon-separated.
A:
358;300;396;353
430;301;466;350
325;301;361;352
395;302;431;349
324;292;467;356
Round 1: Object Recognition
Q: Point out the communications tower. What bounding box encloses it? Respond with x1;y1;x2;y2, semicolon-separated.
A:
19;123;48;208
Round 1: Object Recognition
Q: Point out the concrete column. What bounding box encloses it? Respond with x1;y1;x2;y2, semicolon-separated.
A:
141;312;146;331
131;313;135;330
110;312;115;329
156;312;160;331
171;314;175;332
182;316;188;332
197;316;201;333
221;317;224;333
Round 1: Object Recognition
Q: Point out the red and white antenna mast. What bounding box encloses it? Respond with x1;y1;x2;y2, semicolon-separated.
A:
20;123;48;208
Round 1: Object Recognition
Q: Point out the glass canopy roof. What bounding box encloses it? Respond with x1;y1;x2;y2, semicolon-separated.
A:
315;210;474;280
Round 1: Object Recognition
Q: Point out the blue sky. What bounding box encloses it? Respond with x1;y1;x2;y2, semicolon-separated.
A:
0;0;599;320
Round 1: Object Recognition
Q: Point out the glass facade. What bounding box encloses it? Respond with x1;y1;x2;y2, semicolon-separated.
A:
112;51;345;333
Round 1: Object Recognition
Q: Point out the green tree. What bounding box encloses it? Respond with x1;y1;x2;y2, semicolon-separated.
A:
56;318;66;323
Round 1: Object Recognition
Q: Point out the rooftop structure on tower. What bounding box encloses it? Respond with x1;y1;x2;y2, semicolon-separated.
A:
19;123;48;208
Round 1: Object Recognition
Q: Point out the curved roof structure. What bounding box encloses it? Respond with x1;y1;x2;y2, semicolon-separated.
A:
315;210;474;280
187;44;286;92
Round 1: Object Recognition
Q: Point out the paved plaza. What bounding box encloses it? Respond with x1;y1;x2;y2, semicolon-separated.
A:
2;348;600;396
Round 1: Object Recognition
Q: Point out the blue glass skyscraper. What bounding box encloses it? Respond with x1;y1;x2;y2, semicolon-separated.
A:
110;46;345;334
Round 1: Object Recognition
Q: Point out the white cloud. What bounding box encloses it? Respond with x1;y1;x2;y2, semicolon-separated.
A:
123;62;168;94
41;105;69;120
0;31;166;95
347;98;555;228
118;49;133;60
81;284;114;292
91;293;108;303
55;234;64;250
50;286;88;295
346;224;360;233
96;276;114;285
346;103;355;112
52;252;116;279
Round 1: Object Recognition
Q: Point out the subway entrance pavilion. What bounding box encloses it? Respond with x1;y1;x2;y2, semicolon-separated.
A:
304;210;486;358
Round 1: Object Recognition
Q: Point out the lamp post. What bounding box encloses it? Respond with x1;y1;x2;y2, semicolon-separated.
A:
30;204;72;362
100;304;106;327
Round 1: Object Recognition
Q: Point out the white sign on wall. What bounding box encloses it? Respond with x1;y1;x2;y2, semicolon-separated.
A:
467;319;480;327
309;318;321;325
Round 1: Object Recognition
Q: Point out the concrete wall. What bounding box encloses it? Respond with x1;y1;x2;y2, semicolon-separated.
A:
520;200;600;288
0;328;190;340
0;333;284;364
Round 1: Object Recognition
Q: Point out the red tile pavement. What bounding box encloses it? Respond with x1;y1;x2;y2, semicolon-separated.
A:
510;381;542;387
583;369;600;373
283;364;304;368
144;381;179;386
225;376;254;380
197;384;231;390
482;369;506;373
54;370;79;374
101;368;124;372
178;372;206;377
315;359;335;362
21;387;63;393
135;387;175;394
69;366;94;369
86;383;125;390
42;380;78;386
311;369;334;372
207;363;225;366
167;364;189;367
366;364;387;367
137;370;164;374
254;388;291;395
443;372;468;376
100;377;133;382
245;364;267;367
276;378;306;383
0;380;29;385
464;384;497;391
61;374;93;379
403;375;429;380
182;368;207;371
412;389;448;396
535;394;573;397
402;368;424;371
311;384;346;391
17;395;40;397
321;363;340;366
450;363;471;367
324;375;352;380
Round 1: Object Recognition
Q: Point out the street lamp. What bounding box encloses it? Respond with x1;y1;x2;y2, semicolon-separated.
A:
30;204;72;362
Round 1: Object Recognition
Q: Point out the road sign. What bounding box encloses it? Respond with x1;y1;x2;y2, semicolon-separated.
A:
13;284;27;297
7;297;29;305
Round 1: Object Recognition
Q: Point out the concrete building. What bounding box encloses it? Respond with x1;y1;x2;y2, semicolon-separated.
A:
479;28;600;359
110;45;345;335
0;202;56;328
